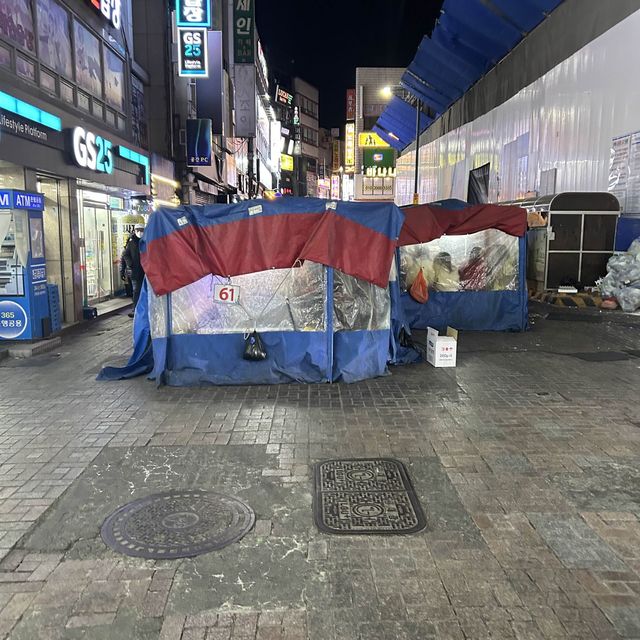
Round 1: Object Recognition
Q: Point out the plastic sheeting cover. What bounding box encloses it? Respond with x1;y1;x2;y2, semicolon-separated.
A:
333;271;390;332
400;229;520;293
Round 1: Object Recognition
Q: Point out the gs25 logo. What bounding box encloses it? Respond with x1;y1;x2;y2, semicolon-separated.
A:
71;127;113;175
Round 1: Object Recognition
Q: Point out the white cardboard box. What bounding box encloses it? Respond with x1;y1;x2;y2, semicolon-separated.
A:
427;327;458;368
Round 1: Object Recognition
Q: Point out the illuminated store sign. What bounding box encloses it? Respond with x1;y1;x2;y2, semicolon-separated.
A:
276;86;294;107
345;122;355;168
358;131;389;148
280;154;294;172
70;127;113;175
88;0;121;29
178;29;208;77
175;0;212;28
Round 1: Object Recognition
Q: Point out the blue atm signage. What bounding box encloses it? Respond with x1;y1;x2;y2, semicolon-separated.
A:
176;0;211;28
0;190;44;210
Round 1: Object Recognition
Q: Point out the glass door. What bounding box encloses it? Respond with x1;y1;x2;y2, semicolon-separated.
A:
82;202;113;304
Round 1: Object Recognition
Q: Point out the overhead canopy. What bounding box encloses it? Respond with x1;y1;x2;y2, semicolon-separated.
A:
376;0;564;147
398;202;527;246
141;198;405;295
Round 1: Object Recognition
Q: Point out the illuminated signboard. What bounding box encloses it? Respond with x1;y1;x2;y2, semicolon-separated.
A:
175;0;212;28
88;0;121;28
346;89;356;121
280;153;294;172
358;131;389;148
70;127;114;175
257;41;269;88
276;86;294;107
345;122;355;168
331;175;340;200
186;119;212;166
178;29;208;77
332;140;341;171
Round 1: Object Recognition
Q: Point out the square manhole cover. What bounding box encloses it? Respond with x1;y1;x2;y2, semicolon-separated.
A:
313;458;426;535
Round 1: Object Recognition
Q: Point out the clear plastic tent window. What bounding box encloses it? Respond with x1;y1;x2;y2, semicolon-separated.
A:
147;260;392;338
400;229;520;293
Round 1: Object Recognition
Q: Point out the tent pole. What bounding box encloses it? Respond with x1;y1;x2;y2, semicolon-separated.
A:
413;99;421;205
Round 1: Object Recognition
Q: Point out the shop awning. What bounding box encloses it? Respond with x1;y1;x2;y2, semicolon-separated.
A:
376;0;565;148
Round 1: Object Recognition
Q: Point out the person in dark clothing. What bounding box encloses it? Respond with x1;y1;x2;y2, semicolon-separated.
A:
122;223;145;317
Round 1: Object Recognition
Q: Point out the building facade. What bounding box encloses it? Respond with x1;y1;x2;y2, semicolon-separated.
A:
0;0;153;324
293;77;319;197
353;67;403;201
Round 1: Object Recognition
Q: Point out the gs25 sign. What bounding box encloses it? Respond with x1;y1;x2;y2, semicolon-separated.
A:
70;127;114;175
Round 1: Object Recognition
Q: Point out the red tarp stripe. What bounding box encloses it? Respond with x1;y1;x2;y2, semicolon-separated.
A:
398;204;527;246
142;212;395;295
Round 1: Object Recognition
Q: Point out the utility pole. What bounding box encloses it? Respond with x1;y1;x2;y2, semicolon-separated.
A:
413;98;421;206
248;137;254;199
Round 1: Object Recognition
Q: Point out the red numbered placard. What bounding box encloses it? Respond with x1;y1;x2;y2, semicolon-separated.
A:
213;284;240;304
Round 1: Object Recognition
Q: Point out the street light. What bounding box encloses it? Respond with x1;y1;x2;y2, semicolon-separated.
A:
380;86;393;99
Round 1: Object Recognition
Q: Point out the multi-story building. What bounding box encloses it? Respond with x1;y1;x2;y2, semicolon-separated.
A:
0;0;157;324
354;67;404;201
293;77;319;197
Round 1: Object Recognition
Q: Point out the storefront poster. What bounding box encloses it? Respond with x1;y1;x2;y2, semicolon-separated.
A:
74;20;103;97
37;0;72;77
0;0;35;52
104;48;125;111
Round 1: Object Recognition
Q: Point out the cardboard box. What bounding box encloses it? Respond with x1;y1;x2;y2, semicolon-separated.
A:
427;327;458;368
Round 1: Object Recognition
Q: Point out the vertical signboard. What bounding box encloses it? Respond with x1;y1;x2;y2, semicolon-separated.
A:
345;122;355;169
176;0;212;28
196;31;224;133
332;140;341;171
178;29;208;77
234;64;257;138
186;119;212;166
346;89;356;121
233;0;255;63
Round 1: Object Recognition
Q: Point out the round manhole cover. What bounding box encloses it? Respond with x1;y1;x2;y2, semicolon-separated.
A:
100;490;255;559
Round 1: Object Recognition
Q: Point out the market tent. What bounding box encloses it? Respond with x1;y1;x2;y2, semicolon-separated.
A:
397;201;529;332
100;198;409;386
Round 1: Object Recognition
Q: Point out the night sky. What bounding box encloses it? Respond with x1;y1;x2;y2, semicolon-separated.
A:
255;0;444;129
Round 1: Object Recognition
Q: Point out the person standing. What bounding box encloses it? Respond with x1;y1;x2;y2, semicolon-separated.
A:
122;223;145;317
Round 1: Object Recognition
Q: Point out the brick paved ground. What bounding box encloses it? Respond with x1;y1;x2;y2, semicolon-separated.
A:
0;307;639;639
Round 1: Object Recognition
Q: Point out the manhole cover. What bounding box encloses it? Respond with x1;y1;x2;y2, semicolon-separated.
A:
100;490;255;559
313;459;426;535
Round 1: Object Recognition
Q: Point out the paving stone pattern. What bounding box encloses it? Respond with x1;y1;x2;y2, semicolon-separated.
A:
0;313;638;638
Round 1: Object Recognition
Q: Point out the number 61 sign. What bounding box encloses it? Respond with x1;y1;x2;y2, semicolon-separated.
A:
213;284;240;304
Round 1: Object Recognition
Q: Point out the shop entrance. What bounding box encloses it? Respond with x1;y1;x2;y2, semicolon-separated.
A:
80;193;113;304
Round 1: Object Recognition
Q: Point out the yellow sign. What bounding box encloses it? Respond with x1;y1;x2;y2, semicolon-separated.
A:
280;153;294;172
345;122;355;167
358;132;390;148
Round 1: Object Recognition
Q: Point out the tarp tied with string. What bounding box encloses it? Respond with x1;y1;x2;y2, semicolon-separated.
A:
98;198;410;386
375;0;564;146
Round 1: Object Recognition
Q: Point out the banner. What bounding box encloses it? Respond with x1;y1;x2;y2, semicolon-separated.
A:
186;119;212;166
175;0;211;28
345;123;355;168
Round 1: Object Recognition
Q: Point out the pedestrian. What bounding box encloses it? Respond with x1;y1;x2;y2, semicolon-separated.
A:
459;246;487;290
122;223;145;317
432;252;460;291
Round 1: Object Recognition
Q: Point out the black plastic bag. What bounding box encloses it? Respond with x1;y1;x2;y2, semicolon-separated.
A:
243;331;267;361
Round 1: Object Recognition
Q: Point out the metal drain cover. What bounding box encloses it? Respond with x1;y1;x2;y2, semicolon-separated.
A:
101;490;255;559
314;459;426;535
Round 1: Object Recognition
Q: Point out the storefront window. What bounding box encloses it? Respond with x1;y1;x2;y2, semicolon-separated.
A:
16;54;35;81
37;0;72;78
0;0;35;53
73;20;102;98
0;42;10;67
104;47;124;112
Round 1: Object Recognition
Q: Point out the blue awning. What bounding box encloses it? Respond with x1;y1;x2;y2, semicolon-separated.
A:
375;0;565;148
372;125;406;151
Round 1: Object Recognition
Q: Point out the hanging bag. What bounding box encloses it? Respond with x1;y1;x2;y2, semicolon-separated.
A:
243;331;267;361
409;268;429;304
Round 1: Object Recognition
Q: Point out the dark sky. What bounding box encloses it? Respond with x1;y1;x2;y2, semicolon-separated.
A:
255;0;444;129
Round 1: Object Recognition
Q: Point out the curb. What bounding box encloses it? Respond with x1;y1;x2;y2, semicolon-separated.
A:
8;337;62;359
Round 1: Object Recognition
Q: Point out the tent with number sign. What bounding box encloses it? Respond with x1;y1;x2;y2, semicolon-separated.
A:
98;197;413;386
